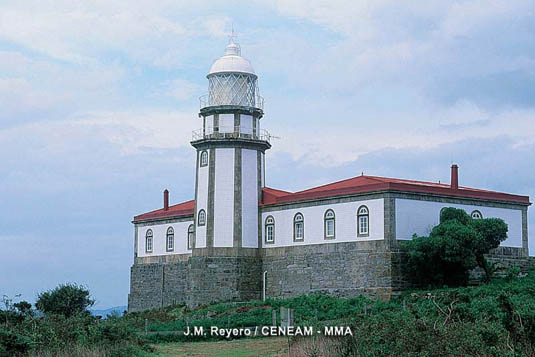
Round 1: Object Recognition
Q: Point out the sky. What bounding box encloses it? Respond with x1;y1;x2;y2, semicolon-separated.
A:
1;1;534;309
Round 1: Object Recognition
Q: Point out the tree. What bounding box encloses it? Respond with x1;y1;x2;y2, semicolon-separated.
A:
471;218;508;282
35;283;95;318
13;301;33;317
403;207;508;286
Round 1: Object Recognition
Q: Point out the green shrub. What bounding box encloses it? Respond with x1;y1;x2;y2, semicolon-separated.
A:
403;207;508;286
0;329;32;355
35;283;95;318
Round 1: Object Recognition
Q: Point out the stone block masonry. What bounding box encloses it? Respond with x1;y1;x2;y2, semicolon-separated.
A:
262;241;393;301
128;240;396;312
128;261;190;312
128;254;262;312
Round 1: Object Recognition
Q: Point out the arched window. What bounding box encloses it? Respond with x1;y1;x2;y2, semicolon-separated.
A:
357;206;369;237
471;210;483;219
324;209;335;239
166;227;174;252
265;216;275;244
200;151;208;167
198;209;206;226
145;229;153;253
293;213;304;241
187;224;195;250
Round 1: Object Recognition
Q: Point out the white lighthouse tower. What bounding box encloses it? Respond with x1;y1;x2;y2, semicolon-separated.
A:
191;36;270;252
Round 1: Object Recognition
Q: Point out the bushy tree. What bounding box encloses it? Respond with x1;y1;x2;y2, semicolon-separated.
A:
404;207;508;286
13;301;33;316
36;283;95;318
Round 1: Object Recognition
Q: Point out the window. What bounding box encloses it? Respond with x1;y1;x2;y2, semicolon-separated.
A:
265;216;275;243
145;229;153;253
471;210;483;219
198;209;206;226
187;224;194;250
293;213;304;241
324;209;335;239
200;151;208;167
166;227;174;251
357;206;369;237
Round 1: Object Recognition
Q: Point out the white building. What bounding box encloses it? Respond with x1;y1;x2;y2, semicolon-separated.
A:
128;38;531;312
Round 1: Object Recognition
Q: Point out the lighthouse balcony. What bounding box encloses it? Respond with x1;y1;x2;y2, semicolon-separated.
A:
192;127;272;143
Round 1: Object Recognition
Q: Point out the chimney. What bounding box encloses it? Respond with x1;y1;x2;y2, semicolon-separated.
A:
163;189;169;210
451;164;459;189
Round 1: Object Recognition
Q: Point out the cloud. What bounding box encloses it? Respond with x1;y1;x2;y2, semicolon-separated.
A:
156;78;203;101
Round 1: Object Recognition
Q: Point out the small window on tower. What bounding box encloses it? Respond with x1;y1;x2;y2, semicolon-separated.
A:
265;216;275;244
145;229;153;253
200;151;208;167
357;206;369;237
471;210;483;219
293;213;304;241
198;210;206;226
324;209;335;239
166;227;174;252
187;224;195;250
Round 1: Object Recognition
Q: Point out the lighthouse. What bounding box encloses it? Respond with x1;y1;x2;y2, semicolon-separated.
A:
191;36;270;252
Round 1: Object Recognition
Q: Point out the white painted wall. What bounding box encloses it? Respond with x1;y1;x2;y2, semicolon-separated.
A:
261;199;384;248
219;114;234;133
214;148;235;247
195;150;209;248
137;220;193;257
242;149;258;248
205;115;213;135
395;199;523;247
240;114;253;134
260;152;265;187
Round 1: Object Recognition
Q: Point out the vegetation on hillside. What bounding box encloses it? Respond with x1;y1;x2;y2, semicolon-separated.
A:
1;269;534;356
0;285;150;356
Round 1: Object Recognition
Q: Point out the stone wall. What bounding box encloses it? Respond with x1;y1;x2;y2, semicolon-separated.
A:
187;255;262;308
261;240;393;301
128;254;262;312
128;244;534;312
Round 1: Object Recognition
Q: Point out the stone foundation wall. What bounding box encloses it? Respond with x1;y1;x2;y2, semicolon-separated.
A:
186;255;262;308
261;241;393;301
128;244;534;312
128;254;262;312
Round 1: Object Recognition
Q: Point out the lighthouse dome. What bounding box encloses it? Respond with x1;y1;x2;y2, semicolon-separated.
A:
208;39;256;76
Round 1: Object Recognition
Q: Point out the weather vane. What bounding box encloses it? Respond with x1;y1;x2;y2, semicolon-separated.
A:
228;23;237;43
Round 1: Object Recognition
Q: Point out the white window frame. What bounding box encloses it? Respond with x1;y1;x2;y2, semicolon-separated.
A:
198;209;206;226
166;227;174;252
293;213;304;241
357;206;369;237
145;229;153;253
265;216;275;244
471;210;483;219
200;151;208;167
324;209;335;239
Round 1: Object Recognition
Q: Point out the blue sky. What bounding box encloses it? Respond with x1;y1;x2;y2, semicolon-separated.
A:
1;1;534;309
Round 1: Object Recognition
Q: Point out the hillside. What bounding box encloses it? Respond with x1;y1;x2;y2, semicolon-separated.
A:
2;269;534;356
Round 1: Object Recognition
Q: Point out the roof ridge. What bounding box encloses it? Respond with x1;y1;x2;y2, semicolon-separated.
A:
295;174;377;194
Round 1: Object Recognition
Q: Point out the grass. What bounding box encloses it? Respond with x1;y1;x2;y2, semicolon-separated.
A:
153;337;288;357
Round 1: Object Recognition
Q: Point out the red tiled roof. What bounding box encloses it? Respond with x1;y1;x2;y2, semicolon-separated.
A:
133;175;530;222
133;199;194;222
261;175;531;205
